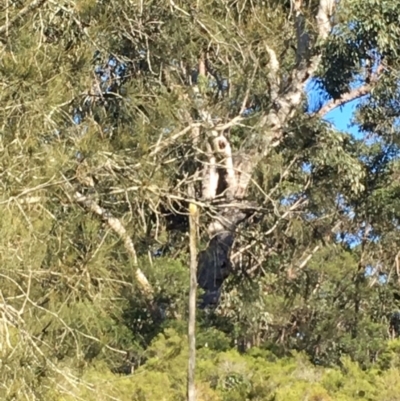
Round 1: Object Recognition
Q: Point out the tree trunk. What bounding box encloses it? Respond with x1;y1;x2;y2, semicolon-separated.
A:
197;141;257;307
195;0;338;308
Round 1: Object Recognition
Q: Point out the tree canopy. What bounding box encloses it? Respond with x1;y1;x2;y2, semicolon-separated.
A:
2;0;400;399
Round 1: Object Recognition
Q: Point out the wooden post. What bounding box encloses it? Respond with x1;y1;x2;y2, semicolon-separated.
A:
187;189;198;401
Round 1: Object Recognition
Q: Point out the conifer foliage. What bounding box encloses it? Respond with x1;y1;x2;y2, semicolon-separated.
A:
2;0;400;399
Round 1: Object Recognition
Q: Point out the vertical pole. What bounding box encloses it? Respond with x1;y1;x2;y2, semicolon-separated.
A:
187;189;198;401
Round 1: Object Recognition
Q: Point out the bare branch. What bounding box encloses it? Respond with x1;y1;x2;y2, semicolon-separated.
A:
202;142;219;200
215;115;244;132
0;178;61;205
149;123;201;157
316;64;384;117
316;83;371;117
265;45;280;100
70;189;154;298
169;0;190;16
297;245;320;270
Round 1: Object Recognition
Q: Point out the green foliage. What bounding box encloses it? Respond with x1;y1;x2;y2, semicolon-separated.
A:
3;0;400;399
39;329;400;400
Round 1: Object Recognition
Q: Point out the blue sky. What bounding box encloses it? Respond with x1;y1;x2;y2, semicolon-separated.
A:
324;99;363;138
306;78;365;139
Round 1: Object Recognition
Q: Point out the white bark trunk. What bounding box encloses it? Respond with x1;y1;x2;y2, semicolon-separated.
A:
196;0;337;307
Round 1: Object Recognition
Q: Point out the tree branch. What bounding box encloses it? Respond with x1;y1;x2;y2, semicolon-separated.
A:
0;0;48;36
292;0;310;67
316;63;384;117
260;0;337;145
70;189;154;299
315;83;371;117
265;45;280;100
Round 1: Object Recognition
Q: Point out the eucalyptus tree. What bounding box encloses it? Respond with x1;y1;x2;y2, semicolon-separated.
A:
2;0;400;398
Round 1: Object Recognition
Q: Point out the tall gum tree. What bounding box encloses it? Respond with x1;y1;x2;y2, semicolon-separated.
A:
2;2;400;384
0;0;391;306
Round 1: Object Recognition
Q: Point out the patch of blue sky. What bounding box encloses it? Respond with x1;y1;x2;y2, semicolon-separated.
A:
324;99;363;139
306;77;365;139
365;264;387;284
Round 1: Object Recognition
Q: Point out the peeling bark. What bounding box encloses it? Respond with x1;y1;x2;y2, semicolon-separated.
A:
197;143;257;307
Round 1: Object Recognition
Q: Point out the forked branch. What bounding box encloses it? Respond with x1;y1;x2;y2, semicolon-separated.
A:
262;0;337;141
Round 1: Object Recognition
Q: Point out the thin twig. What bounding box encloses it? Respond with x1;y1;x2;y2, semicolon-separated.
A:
0;0;48;36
